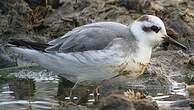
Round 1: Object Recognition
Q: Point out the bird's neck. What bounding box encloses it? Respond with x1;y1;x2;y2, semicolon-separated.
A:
129;22;153;64
132;41;152;65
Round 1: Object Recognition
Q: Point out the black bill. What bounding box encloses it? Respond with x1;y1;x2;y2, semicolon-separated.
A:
163;35;188;50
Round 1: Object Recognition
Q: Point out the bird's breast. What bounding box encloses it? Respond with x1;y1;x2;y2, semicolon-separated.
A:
112;59;147;78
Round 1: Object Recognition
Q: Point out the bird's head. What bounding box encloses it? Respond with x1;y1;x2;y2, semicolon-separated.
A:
131;15;187;50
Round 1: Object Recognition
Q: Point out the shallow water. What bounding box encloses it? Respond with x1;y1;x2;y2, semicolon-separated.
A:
0;65;192;110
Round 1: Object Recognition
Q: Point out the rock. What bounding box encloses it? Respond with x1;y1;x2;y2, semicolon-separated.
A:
48;0;60;9
188;56;194;70
159;0;189;7
118;0;150;12
0;0;34;42
0;16;9;36
98;90;158;110
24;0;60;9
24;0;46;7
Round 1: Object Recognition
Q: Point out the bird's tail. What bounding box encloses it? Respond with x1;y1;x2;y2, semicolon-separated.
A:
5;39;51;66
5;39;67;72
5;39;52;64
8;39;51;52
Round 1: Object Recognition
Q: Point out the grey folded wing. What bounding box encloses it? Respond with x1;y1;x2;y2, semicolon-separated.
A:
45;22;135;53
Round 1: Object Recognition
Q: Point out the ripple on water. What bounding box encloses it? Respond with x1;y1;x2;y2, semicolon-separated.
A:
10;69;59;81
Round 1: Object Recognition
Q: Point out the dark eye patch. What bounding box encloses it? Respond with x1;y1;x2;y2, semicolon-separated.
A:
150;25;161;33
142;26;151;32
142;25;161;33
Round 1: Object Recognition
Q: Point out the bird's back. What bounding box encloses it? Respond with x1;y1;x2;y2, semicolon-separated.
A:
46;22;137;53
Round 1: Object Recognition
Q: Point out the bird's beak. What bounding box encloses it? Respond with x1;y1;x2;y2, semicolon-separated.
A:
163;35;188;50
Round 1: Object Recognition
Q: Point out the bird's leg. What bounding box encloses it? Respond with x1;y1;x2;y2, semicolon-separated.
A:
69;80;80;101
93;85;100;103
140;65;147;75
93;76;119;103
93;79;109;103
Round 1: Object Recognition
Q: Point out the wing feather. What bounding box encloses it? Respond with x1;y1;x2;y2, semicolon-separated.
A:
45;22;134;53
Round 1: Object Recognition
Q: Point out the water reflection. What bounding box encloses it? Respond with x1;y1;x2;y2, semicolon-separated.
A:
0;73;59;109
0;68;191;109
8;78;35;100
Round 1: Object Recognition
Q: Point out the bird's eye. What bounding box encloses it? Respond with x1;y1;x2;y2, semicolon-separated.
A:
150;25;161;33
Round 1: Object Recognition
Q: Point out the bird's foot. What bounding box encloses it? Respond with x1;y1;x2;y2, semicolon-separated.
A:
124;89;146;100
